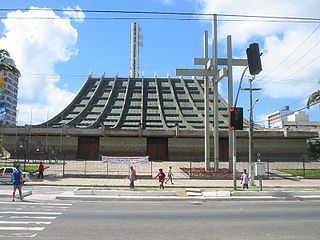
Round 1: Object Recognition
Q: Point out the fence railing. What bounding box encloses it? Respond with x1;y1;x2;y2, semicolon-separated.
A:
1;157;319;179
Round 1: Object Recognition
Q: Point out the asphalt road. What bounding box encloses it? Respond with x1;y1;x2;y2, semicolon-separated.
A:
21;200;320;240
0;184;76;195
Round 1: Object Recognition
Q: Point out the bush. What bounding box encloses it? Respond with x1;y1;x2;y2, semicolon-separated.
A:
307;138;320;161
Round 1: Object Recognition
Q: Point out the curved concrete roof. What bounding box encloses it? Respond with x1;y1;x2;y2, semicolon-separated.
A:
38;74;243;130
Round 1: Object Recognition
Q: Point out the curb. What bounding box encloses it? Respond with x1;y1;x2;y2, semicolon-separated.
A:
56;194;320;202
55;190;320;202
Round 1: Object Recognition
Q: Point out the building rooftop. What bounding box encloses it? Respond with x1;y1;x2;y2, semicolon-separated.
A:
37;74;243;131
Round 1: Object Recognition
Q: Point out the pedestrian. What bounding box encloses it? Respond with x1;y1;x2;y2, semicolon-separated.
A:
12;165;24;201
37;162;45;179
165;166;174;184
241;169;250;189
155;169;166;189
127;166;137;189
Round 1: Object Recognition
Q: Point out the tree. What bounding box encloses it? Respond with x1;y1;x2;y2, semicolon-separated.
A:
0;49;21;77
307;139;320;161
307;90;320;108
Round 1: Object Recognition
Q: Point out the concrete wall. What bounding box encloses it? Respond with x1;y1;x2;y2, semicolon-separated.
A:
235;138;309;161
3;135;78;159
2;134;311;161
100;137;146;156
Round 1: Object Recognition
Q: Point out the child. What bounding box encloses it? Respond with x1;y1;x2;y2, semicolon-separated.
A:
155;169;166;189
165;166;173;184
241;169;250;189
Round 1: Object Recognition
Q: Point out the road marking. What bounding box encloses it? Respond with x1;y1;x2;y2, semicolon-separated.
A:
0;201;72;206
0;221;52;225
0;233;37;238
0;201;71;238
0;226;45;231
40;206;69;209
1;211;62;215
10;216;57;220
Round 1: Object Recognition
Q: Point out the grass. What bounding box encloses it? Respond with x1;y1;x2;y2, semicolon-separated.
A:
276;169;320;176
0;165;38;172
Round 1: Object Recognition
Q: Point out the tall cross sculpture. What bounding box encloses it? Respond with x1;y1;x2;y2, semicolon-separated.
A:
176;15;248;174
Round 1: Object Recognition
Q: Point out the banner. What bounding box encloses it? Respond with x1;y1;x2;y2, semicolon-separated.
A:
102;156;149;164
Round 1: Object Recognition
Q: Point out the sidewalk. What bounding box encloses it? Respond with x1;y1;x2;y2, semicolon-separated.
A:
27;175;320;189
2;176;320;202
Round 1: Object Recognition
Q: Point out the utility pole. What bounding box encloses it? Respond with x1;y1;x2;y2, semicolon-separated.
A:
242;78;261;185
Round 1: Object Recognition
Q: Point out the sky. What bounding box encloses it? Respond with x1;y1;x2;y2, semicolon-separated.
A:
0;0;319;126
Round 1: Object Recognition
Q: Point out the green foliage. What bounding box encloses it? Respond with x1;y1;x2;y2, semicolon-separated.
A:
0;165;38;172
307;90;320;108
277;169;320;176
307;139;320;161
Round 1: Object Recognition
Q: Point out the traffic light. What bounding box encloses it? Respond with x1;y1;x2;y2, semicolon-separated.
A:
229;107;243;130
246;43;262;75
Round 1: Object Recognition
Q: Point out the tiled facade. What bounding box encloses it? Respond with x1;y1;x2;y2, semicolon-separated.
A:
37;74;238;130
0;65;19;126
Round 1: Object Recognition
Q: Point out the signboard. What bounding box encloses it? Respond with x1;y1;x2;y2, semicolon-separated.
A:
102;156;149;164
255;162;266;176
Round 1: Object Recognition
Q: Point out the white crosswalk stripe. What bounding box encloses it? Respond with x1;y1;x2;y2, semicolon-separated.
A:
0;201;72;238
2;211;62;215
10;216;57;220
0;221;51;225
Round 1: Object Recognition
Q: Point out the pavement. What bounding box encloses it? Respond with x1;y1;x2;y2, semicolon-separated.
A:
1;159;320;201
2;175;320;202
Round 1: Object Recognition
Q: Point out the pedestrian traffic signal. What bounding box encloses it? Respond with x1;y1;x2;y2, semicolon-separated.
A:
229;107;243;130
246;43;262;75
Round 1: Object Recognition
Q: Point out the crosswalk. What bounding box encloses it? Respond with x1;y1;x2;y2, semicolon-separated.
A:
0;201;72;238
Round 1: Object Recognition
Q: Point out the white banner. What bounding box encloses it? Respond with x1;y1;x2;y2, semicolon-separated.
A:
102;156;149;164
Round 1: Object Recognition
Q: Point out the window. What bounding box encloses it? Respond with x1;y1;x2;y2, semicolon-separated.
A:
4;168;14;174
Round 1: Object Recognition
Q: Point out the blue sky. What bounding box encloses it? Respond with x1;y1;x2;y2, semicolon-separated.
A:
0;0;319;125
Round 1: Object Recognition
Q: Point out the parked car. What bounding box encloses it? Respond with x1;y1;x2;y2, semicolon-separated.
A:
0;167;30;183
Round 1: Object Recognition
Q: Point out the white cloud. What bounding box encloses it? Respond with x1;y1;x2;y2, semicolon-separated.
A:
0;7;78;125
63;5;85;23
197;0;320;99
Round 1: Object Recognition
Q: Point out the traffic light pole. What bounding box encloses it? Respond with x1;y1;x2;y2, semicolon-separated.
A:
232;65;248;190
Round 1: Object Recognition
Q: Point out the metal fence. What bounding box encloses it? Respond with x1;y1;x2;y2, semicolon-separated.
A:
1;157;319;179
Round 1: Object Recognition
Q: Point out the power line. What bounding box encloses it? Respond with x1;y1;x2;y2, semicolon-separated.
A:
254;101;319;125
1;8;320;23
258;24;320;82
256;36;320;89
1;16;320;23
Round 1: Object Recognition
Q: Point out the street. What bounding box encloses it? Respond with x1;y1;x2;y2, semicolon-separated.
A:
1;197;320;239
